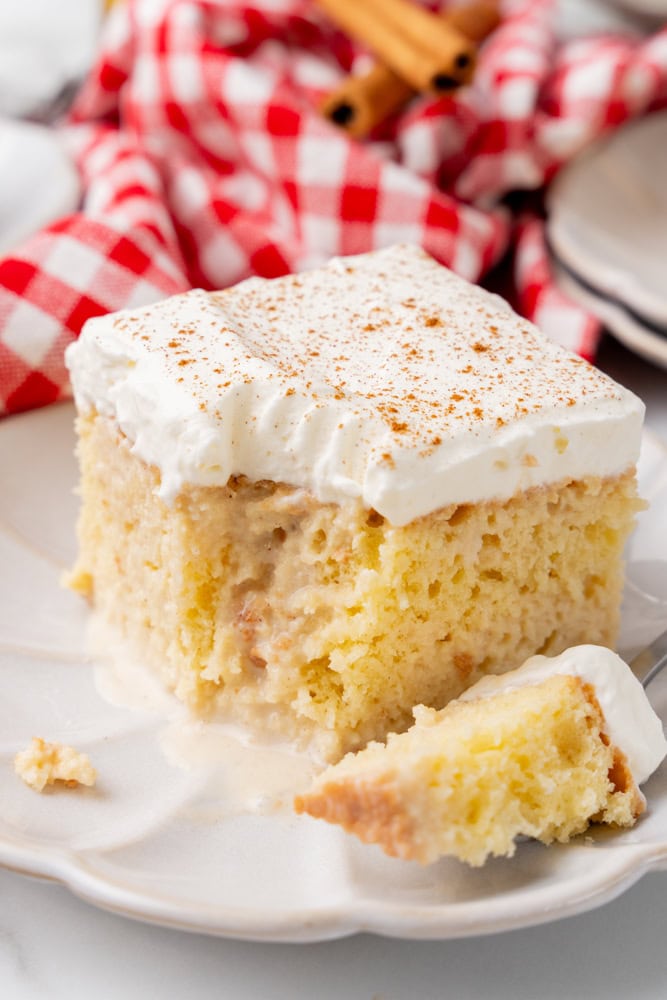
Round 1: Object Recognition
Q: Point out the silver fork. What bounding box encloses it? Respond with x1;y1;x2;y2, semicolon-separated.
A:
631;629;667;688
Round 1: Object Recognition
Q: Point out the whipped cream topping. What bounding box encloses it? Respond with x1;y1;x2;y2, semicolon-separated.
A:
66;245;644;525
458;646;667;786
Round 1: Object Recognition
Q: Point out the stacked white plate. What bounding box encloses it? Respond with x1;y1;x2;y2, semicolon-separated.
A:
547;111;667;370
611;0;667;16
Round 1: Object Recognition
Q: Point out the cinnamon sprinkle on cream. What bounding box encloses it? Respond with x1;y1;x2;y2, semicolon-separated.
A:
65;245;644;526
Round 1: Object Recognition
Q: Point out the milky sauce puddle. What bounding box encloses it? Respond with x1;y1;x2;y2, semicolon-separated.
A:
88;617;320;821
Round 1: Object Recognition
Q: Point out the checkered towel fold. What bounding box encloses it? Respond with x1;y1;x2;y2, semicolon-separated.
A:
1;0;666;415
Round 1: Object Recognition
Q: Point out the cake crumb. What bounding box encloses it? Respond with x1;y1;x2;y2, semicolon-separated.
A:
14;738;97;792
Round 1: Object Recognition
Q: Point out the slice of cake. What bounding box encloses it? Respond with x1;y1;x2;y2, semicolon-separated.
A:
64;245;644;759
295;646;667;865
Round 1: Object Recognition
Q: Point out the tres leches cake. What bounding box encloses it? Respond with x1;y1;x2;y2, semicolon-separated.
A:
65;245;644;760
295;646;667;866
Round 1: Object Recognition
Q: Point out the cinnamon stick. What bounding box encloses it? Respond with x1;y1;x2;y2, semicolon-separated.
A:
321;1;500;139
444;0;500;41
323;63;413;137
316;0;477;96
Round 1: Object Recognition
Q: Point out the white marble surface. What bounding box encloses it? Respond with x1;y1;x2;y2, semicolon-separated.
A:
1;856;667;1000
1;335;666;999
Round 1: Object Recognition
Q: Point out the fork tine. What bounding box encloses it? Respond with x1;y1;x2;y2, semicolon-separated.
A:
630;628;667;688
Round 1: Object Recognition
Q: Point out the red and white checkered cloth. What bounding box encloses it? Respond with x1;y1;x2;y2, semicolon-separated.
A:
1;0;666;415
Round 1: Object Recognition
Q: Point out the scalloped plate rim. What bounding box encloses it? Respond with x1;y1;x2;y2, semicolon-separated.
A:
1;403;667;942
1;835;667;942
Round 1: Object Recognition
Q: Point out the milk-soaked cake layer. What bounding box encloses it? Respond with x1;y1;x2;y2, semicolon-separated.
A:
457;645;667;787
295;647;667;865
65;245;643;525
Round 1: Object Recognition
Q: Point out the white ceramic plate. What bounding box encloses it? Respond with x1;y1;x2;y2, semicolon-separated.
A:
553;258;667;372
547;112;667;329
1;403;667;942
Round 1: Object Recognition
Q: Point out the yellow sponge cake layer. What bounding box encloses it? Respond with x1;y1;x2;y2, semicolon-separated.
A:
295;674;646;865
69;411;640;759
65;246;645;759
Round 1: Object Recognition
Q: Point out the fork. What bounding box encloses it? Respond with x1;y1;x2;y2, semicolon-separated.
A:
631;629;667;688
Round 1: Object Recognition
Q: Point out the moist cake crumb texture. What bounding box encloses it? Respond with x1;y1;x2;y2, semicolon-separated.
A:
15;738;97;792
65;245;645;759
296;675;641;866
295;647;667;865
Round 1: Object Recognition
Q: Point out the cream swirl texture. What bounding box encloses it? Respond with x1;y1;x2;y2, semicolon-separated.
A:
65;245;644;525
